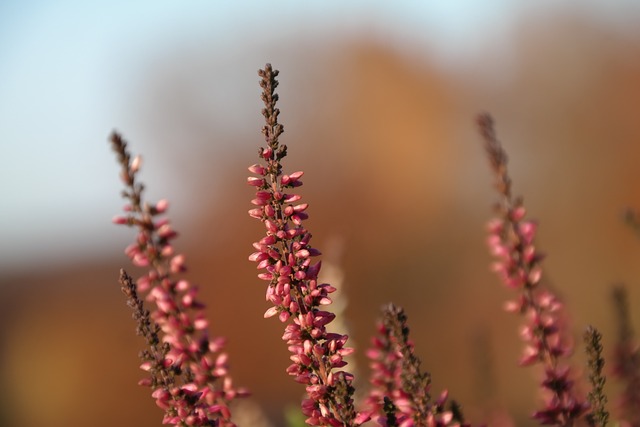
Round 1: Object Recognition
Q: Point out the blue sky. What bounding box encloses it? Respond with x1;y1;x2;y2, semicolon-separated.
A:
0;1;638;272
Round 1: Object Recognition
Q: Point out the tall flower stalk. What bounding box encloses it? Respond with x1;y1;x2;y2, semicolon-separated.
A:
366;304;468;427
583;326;609;427
248;64;369;427
477;114;588;426
111;133;247;426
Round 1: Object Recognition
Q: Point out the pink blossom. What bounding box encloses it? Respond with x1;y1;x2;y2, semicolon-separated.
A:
365;304;468;426
248;64;367;426
111;132;247;426
478;114;588;425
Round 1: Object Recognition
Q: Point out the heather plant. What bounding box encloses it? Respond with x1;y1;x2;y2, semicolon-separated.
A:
110;63;640;426
247;65;368;427
111;134;248;426
365;304;468;426
478;114;590;425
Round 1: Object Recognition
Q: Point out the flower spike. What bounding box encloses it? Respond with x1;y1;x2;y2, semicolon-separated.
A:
111;132;247;426
248;64;368;426
478;114;588;425
366;303;469;427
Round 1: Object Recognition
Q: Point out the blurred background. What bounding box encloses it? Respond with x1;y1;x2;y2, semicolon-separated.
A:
2;1;640;426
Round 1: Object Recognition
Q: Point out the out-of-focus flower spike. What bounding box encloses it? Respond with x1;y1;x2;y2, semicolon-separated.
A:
110;133;246;426
478;114;587;425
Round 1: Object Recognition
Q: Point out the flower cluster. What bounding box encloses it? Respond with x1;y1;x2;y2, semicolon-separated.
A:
247;64;369;427
478;114;589;425
366;304;468;427
109;63;640;427
111;133;247;426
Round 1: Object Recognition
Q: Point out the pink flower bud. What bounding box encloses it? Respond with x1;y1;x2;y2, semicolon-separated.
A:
289;171;304;180
510;206;526;221
258;272;274;281
157;223;176;239
160;245;173;257
519;346;539;366
284;194;302;203
264;204;276;217
295;249;310;258
528;267;542;285
170;254;186;273
155;199;169;213
265;219;278;233
504;298;524;313
194;317;208;330
132;253;149;267
249;251;269;263
209;336;226;353
112;215;128;224
338;346;354;357
436;389;449;407
248;164;266;175
247;177;265;186
260;235;277;245
136;275;151;292
248;208;263;218
139;361;153;371
279;311;290;322
293;203;308;213
261;147;273;159
520;220;537;244
130;155;142;173
138;378;152;387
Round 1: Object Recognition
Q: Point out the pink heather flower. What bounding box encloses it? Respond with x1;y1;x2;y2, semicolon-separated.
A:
155;198;170;213
130;154;142;172
111;132;248;426
366;304;468;427
112;215;129;225
248;64;368;426
478;114;588;425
